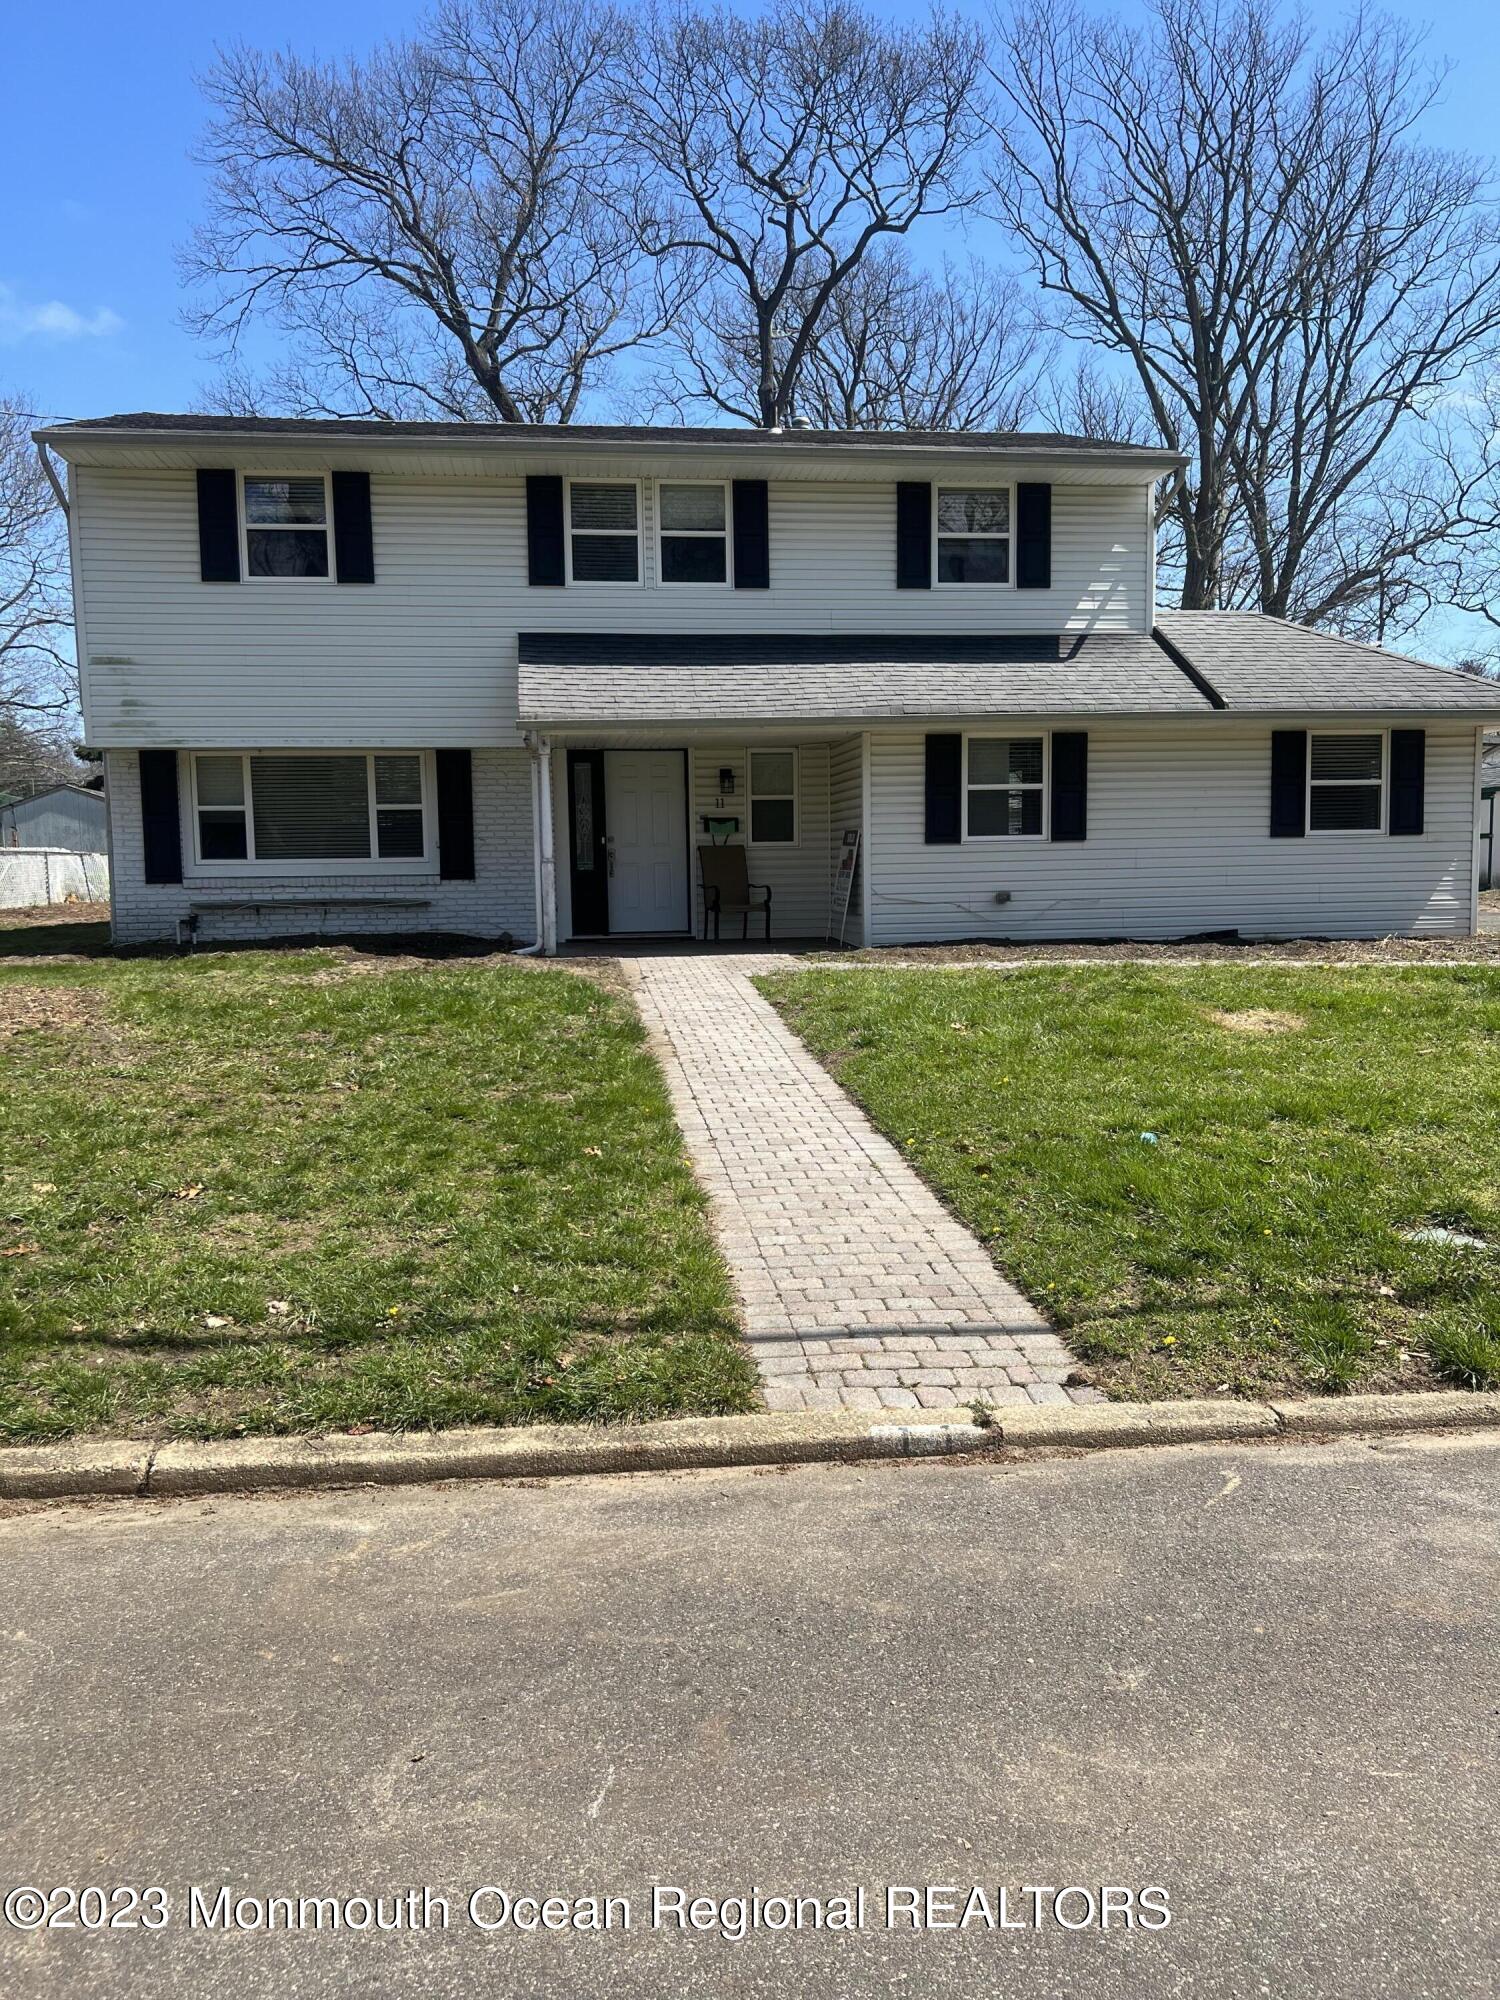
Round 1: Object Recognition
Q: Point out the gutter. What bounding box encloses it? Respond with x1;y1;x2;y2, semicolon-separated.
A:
32;424;1188;478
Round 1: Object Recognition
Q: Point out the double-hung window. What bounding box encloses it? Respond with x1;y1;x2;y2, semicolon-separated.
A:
658;482;729;583
191;753;428;866
1309;732;1384;831
749;749;797;844
242;474;332;579
936;487;1011;584
965;735;1046;837
567;481;640;582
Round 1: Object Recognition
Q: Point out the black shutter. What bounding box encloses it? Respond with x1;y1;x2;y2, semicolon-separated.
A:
896;482;932;589
1389;729;1425;836
526;476;566;586
196;469;240;583
331;470;375;583
435;750;475;880
731;479;770;588
1270;730;1308;837
1051;730;1088;841
138;750;183;884
925;733;962;844
1016;482;1052;590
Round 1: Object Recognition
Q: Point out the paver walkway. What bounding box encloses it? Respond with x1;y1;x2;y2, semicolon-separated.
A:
626;953;1098;1412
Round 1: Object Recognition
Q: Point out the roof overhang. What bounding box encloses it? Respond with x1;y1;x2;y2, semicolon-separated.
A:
33;418;1186;485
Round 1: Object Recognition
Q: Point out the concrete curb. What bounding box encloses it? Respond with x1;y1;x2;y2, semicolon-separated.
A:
2;1392;1498;1505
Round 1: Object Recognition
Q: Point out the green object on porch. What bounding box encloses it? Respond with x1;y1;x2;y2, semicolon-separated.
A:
698;844;772;941
702;816;739;843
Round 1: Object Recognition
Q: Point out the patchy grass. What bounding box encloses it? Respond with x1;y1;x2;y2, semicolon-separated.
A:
1;948;753;1442
761;965;1500;1401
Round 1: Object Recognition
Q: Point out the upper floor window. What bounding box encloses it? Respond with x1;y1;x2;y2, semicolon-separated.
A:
191;752;428;866
658;482;728;583
965;734;1045;837
567;480;640;583
242;474;332;579
1309;732;1384;831
936;487;1011;585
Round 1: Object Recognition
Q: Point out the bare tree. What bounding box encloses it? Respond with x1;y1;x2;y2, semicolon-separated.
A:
626;0;986;428
986;0;1500;634
672;247;1050;430
1;397;74;726
185;0;672;422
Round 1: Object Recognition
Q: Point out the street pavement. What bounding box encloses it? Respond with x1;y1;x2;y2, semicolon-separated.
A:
2;1429;1498;1998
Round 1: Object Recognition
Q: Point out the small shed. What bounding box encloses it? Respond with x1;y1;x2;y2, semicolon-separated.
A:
0;784;107;854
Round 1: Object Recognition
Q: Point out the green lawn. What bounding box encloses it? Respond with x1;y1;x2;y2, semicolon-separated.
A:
1;948;754;1442
762;965;1500;1400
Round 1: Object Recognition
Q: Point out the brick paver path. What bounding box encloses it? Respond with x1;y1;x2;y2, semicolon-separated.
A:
626;953;1100;1413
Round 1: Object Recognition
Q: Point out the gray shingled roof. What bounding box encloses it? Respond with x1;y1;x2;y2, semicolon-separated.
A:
518;632;1207;724
1156;612;1500;713
39;412;1178;463
518;617;1500;727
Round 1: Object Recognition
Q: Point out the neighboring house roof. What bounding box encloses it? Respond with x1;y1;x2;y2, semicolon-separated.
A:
519;618;1500;729
1;783;104;807
519;633;1201;726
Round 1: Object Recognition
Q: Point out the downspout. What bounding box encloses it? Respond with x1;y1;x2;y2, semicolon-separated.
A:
33;439;69;515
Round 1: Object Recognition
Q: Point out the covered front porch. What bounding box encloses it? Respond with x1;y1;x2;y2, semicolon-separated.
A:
534;730;866;951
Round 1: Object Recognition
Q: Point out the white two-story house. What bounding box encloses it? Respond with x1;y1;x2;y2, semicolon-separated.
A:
34;413;1500;949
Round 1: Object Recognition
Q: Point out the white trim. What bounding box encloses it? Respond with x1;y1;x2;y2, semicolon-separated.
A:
859;730;873;943
238;470;336;583
564;477;643;586
188;749;433;873
653;478;732;588
1306;728;1387;837
933;482;1015;590
962;729;1049;841
747;744;799;845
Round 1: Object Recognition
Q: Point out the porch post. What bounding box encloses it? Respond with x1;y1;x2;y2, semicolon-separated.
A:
860;731;874;945
538;734;558;955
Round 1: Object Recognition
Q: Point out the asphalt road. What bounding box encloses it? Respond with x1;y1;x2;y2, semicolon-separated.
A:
3;1430;1498;1999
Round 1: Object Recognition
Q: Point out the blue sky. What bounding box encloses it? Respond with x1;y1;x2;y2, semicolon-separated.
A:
5;0;1498;652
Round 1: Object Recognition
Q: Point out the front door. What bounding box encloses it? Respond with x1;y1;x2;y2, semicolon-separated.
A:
604;750;689;934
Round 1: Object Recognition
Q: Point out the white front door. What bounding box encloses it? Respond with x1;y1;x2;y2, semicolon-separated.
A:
605;751;689;934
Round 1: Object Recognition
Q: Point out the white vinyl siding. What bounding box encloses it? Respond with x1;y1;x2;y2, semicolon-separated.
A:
73;469;1151;748
864;721;1480;943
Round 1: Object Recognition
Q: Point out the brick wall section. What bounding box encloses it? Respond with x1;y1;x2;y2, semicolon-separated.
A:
104;749;537;945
